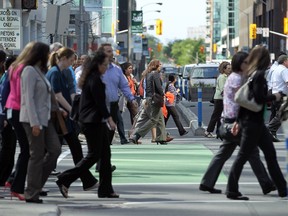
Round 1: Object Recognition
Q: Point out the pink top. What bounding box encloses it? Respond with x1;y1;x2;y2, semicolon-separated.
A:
5;64;25;110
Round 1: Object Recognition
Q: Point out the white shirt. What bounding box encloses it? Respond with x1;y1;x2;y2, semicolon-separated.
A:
271;64;288;95
267;61;278;90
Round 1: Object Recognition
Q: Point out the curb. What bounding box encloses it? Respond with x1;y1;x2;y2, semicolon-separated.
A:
176;101;205;136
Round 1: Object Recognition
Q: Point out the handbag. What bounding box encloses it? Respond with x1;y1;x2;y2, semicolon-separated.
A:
70;94;81;122
218;119;241;142
152;93;164;107
234;73;263;112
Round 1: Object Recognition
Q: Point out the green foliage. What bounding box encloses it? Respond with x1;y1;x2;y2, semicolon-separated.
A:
164;38;206;66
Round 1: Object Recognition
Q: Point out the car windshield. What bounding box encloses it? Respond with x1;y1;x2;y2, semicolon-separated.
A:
191;67;218;78
183;66;193;76
163;67;176;73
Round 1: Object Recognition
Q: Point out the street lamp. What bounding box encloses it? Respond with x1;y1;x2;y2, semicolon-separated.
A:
141;2;163;10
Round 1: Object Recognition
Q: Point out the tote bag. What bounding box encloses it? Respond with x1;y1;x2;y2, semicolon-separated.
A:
234;73;263;112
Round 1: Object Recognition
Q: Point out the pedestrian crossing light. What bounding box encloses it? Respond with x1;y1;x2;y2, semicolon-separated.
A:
156;19;163;35
22;0;38;10
157;43;162;52
249;24;257;39
284;17;288;34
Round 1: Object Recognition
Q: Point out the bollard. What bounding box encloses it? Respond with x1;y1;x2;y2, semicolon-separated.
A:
282;120;288;198
197;86;202;127
194;86;205;136
185;79;189;100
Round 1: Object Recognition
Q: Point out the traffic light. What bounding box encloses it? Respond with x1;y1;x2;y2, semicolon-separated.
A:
249;24;257;39
213;43;217;53
221;48;226;57
157;43;162;52
22;0;37;10
156;19;163;35
199;46;205;54
284;17;288;34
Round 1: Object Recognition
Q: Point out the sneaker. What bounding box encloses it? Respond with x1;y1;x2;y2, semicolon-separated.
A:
204;131;215;138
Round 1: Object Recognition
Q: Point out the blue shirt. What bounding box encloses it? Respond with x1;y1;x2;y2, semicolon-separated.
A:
102;63;134;103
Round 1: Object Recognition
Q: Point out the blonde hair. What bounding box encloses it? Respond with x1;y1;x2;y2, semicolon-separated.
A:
9;41;36;76
49;47;75;68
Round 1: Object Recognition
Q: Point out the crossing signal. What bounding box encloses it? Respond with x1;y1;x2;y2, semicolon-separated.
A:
284;18;288;34
22;0;37;10
156;19;163;35
249;24;257;39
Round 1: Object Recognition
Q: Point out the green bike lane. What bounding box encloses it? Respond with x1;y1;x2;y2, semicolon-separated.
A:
91;143;226;184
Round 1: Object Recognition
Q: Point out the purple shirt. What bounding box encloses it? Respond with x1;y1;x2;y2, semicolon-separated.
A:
223;72;242;119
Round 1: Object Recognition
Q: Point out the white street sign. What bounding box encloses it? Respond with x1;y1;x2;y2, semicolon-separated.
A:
256;27;262;34
262;28;269;37
0;9;21;50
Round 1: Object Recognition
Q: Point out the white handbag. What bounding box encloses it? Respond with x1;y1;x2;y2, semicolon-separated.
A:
234;73;263;112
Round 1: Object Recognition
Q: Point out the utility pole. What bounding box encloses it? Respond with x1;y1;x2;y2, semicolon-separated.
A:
50;0;54;44
78;0;84;55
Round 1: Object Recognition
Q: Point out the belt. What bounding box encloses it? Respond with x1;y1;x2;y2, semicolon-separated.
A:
223;118;236;123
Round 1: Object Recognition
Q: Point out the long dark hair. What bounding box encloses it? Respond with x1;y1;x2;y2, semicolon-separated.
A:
120;62;132;75
247;45;270;76
78;50;107;89
23;42;50;73
231;51;249;72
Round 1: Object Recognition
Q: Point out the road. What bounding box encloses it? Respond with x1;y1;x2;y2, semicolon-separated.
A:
0;102;287;216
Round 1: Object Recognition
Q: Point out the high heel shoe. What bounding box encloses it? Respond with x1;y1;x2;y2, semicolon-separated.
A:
10;192;25;201
155;141;167;145
98;192;120;198
4;182;11;192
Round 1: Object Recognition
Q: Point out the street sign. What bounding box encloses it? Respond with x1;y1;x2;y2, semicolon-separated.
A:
131;11;143;33
0;9;21;50
262;28;269;37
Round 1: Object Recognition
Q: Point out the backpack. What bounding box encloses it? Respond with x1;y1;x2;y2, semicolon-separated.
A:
137;78;144;98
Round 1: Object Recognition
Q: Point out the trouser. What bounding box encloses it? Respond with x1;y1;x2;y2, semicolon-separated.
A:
23;121;61;200
127;100;138;125
268;100;282;135
206;99;223;133
226;120;287;197
58;123;114;195
8;110;30;194
63;131;98;190
133;98;166;141
201;140;274;193
117;111;127;143
165;106;186;135
0;123;17;186
108;102;119;145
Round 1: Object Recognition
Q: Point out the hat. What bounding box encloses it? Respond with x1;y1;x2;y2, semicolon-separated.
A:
277;55;288;64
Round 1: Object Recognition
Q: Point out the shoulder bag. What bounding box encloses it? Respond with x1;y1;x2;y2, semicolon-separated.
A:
234;73;263;112
151;72;164;108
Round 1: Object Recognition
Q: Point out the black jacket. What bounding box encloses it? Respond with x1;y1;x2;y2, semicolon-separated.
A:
79;73;110;123
145;71;164;97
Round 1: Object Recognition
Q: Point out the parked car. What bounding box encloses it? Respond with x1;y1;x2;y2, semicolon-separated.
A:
188;63;219;101
189;63;219;87
181;64;196;99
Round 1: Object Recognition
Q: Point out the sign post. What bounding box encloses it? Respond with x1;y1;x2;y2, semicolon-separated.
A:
0;9;21;50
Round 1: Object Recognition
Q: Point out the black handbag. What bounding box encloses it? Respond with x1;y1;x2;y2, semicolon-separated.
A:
218;119;241;142
152;93;164;107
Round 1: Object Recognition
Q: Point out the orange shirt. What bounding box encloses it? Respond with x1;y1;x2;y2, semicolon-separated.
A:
127;76;136;96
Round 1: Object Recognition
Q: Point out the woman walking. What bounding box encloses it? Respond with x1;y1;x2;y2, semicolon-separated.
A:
56;50;119;199
226;46;287;200
200;51;275;195
20;42;62;203
205;61;231;138
46;47;98;191
164;74;188;136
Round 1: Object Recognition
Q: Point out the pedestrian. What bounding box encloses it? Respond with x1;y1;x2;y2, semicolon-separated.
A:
205;61;231;138
226;45;287;200
56;50;119;199
199;51;275;195
267;54;288;142
100;43;138;145
20;42;62;203
4;42;36;200
164;74;188;136
46;47;98;191
0;55;17;187
129;59;173;145
120;62;139;125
